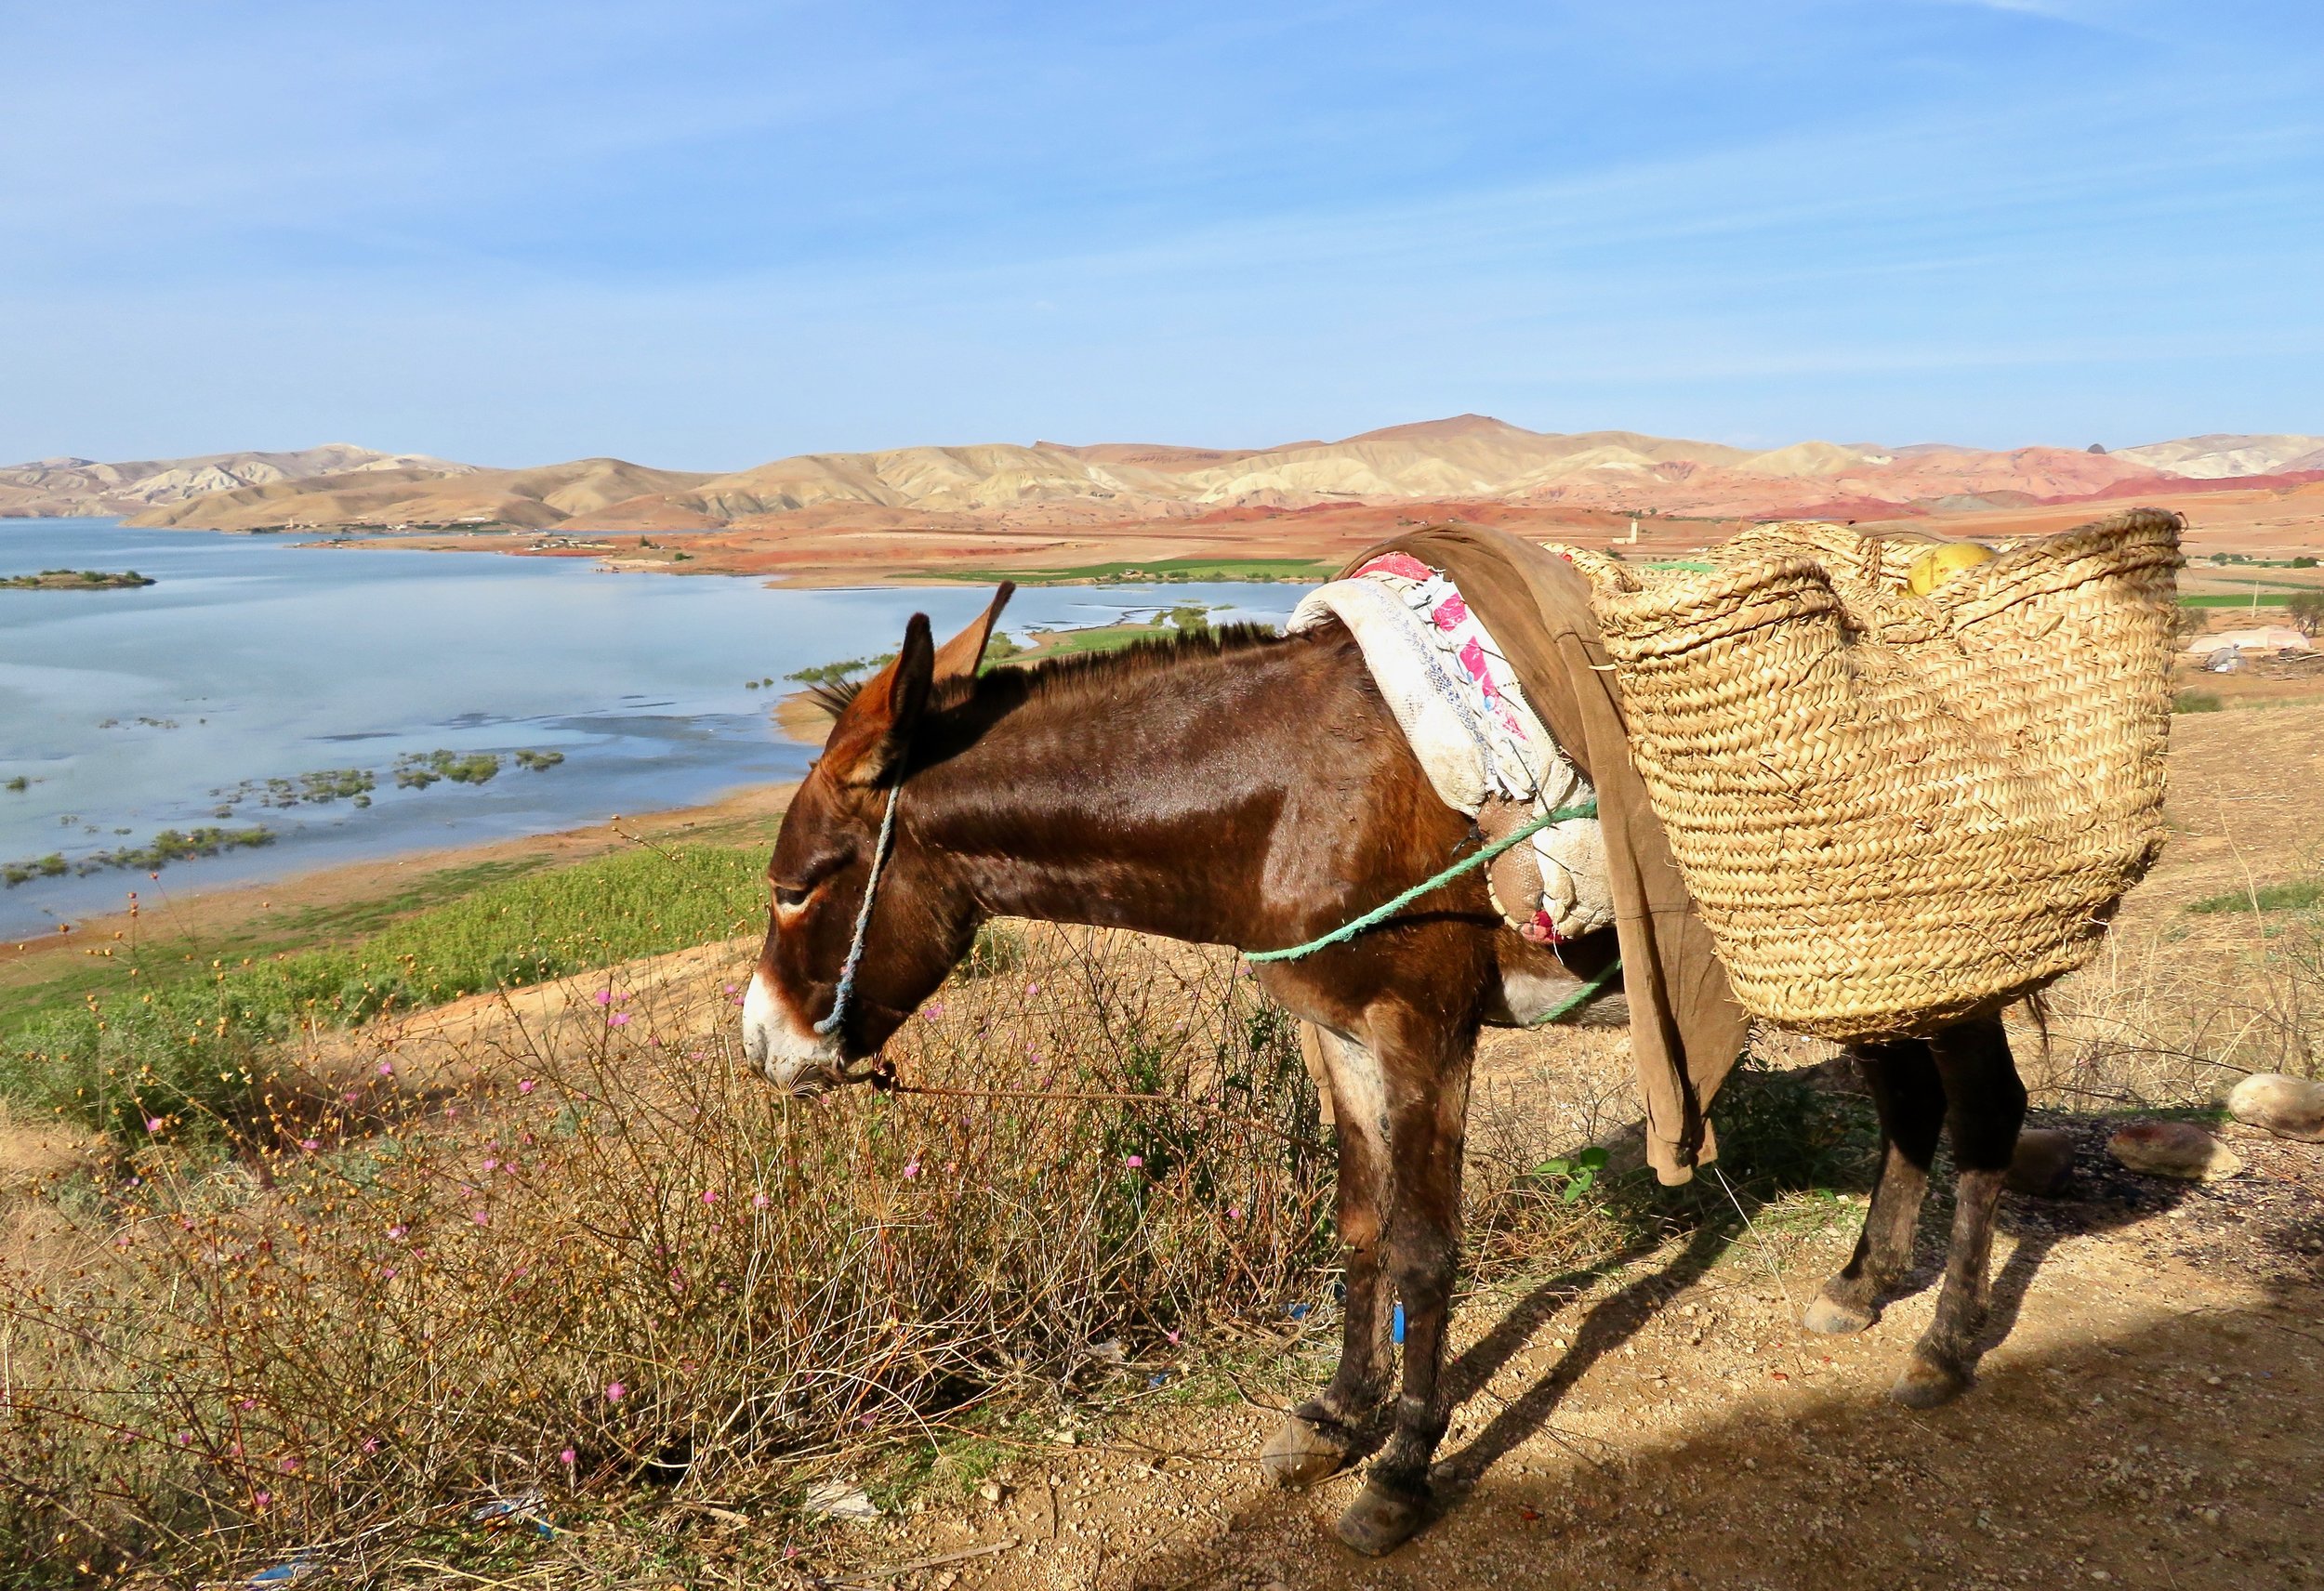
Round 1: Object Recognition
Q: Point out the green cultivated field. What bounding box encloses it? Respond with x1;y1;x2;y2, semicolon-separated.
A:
945;555;1336;585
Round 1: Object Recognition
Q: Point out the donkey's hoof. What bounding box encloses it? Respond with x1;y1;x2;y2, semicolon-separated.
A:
1334;1479;1429;1557
1259;1413;1353;1490
1802;1292;1876;1336
1891;1350;1971;1409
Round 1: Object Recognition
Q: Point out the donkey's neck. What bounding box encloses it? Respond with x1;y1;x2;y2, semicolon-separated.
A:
906;636;1365;948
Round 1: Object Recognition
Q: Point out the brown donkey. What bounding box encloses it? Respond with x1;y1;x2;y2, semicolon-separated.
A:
743;587;2029;1556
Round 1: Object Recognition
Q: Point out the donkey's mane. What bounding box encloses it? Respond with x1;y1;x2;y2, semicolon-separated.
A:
806;622;1292;721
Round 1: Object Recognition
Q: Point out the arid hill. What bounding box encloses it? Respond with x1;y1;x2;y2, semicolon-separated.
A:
126;457;717;532
95;418;2324;535
0;444;472;519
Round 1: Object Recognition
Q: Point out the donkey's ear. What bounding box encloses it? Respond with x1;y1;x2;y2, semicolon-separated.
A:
930;581;1016;683
823;613;935;786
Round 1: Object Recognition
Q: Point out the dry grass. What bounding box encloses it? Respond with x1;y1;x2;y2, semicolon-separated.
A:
0;927;1343;1584
2023;912;2323;1107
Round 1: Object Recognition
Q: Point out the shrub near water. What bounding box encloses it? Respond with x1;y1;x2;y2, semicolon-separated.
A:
0;929;1332;1581
0;844;766;1141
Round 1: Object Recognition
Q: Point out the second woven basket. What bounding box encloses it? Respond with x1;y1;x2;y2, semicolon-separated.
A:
1561;507;2183;1042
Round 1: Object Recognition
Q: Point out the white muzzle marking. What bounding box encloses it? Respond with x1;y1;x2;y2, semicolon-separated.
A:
741;966;843;1093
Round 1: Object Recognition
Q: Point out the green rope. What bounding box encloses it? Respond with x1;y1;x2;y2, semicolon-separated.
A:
1244;800;1599;963
1525;954;1623;1025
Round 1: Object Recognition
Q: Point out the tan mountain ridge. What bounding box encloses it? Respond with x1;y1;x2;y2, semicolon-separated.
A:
81;418;2324;535
128;458;716;532
0;443;474;519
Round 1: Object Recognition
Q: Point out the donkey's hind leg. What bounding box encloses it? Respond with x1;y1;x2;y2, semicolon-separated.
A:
1893;1013;2026;1408
1261;1030;1395;1489
1804;1036;1945;1336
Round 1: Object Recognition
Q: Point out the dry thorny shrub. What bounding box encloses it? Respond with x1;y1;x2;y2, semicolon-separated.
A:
0;926;1367;1580
2023;913;2323;1106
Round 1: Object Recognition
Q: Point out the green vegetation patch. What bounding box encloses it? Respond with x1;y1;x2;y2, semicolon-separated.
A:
394;748;502;788
1;842;767;1140
2172;690;2224;714
0;568;155;590
2177;593;2296;609
3;825;275;888
944;556;1337;586
2187;877;2324;914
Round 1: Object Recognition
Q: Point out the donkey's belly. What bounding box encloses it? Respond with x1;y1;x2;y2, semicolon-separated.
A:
1486;945;1629;1030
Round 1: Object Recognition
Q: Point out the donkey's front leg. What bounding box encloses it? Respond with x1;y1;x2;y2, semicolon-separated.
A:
1335;1022;1473;1557
1893;1014;2027;1408
1263;1030;1395;1488
1805;1037;1945;1335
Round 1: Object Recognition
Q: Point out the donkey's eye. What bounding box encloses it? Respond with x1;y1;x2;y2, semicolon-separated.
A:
773;884;810;910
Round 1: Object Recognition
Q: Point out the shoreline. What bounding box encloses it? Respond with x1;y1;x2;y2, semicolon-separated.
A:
0;778;795;986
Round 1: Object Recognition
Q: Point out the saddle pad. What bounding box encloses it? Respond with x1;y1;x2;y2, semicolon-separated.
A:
1289;552;1616;942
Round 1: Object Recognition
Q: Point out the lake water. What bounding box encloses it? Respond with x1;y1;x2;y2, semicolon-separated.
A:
0;520;1308;936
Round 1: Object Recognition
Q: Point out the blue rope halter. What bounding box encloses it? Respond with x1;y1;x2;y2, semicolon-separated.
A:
813;782;903;1038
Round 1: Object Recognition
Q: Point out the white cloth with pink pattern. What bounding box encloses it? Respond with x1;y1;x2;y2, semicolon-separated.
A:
1287;552;1615;942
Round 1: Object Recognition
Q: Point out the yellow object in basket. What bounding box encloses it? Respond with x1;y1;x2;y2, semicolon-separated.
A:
1907;541;1995;596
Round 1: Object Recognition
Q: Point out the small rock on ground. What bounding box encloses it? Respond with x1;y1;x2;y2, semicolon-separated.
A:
2106;1120;2244;1181
2227;1072;2324;1141
2007;1127;2078;1196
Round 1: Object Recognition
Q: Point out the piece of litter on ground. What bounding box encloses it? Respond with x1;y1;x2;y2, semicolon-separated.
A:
245;1558;314;1587
1393;1303;1406;1344
803;1479;882;1519
472;1492;554;1537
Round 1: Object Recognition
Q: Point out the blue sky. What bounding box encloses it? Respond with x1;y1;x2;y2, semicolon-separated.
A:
4;1;2319;468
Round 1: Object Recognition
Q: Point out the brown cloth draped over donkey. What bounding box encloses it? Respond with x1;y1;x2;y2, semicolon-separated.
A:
743;524;2031;1556
1328;522;1751;1186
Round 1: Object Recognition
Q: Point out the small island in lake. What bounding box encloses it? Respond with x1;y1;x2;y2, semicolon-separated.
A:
0;568;157;590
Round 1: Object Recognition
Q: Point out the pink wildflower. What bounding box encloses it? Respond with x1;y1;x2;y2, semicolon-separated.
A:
1227;1205;1243;1219
902;1158;921;1180
299;1138;319;1151
518;1078;536;1095
701;1190;719;1205
471;1210;490;1226
387;1224;408;1240
560;1447;576;1466
592;989;613;1006
609;1012;630;1027
1166;1329;1182;1345
1125;1154;1143;1169
482;1158;498;1172
1025;980;1040;995
377;1059;395;1077
380;1266;398;1281
253;1492;271;1508
144;1117;165;1134
362;1438;379;1453
605;1382;626;1401
752;1190;770;1209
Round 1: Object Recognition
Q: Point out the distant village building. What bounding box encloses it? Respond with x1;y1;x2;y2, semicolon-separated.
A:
2188;625;2314;671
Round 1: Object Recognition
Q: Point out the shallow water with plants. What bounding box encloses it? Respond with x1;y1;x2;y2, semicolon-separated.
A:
0;520;1302;933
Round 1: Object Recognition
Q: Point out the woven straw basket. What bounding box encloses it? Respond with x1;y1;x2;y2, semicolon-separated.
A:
1560;507;2184;1042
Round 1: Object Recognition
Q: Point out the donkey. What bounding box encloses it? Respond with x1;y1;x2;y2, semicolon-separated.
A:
742;586;2029;1556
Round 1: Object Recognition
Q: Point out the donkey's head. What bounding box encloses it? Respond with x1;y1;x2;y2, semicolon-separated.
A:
742;585;1013;1093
